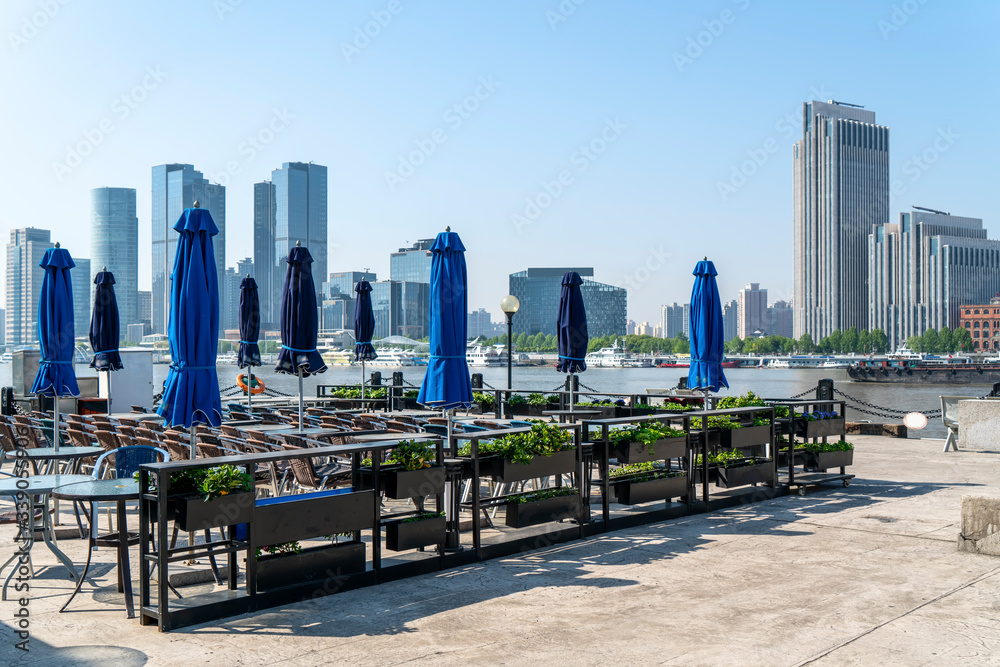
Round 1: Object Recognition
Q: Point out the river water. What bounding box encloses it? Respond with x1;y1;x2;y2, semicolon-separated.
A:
4;364;982;439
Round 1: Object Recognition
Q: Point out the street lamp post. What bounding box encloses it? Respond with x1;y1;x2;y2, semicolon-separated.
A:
500;295;520;392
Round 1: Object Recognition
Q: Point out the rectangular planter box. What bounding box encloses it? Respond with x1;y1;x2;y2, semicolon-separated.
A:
777;450;806;467
384;515;447;551
255;490;375;546
255;541;366;592
384;466;446;500
612;474;689;505
806;449;854;470
504;492;581;528
490;448;576;483
716;461;775;488
719;425;772;449
692;465;718;485
610;437;687;464
174;491;254;532
798;418;846;440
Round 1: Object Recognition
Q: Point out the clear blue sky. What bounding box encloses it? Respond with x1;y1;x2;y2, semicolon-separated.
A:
1;0;997;324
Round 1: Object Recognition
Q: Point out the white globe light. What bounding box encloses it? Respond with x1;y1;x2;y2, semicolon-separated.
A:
500;294;520;315
903;412;928;430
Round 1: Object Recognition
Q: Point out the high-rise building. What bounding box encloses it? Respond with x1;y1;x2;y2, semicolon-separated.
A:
323;270;377;299
390;239;434;284
508;267;626;337
253;180;277;327
660;302;686;339
272;162;328;309
221;258;253;332
626;319;636;335
738;283;768;339
73;257;91;338
90;187;138;327
138;291;151;328
0;308;5;346
5;228;52;346
151;164;226;333
370;281;430;339
870;208;1000;347
793;101;890;340
723;299;738;342
636;322;652;336
468;308;494;339
767;300;794;339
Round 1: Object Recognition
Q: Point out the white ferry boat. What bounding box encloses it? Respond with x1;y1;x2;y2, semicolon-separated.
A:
217;351;238;364
367;348;417;367
467;345;504;367
321;349;356;366
585;340;647;368
0;352;11;363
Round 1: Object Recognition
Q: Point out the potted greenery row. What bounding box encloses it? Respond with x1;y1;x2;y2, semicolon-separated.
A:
504;487;580;528
458;421;576;483
694;450;775;488
801;440;854;470
254;537;366;591
504;393;562;417
594;421;688;464
146;465;255;532
609;462;688;505
795;411;846;440
362;440;445;500
383;512;446;551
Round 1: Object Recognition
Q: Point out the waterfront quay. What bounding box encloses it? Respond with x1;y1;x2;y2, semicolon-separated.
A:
4;433;998;666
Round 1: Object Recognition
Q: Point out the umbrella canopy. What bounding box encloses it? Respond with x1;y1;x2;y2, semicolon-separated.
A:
157;207;222;427
31;245;80;397
556;271;588;373
237;276;262;368
274;245;327;376
417;230;472;410
89;269;123;372
353;279;377;362
687;259;729;392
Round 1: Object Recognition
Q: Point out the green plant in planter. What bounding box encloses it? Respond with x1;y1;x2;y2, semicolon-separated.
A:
329;386;388;399
508;486;577;504
716;390;788;418
690;416;741;430
798;440;853;453
695;449;763;467
255;541;302;559
387;439;436;470
133;467;208;494
659;403;698;412
525;393;556;405
401;511;445;523
508;394;526;405
607;422;686;455
200;465;253;502
458;421;573;463
609;461;682;483
403;389;420;399
473;391;494;407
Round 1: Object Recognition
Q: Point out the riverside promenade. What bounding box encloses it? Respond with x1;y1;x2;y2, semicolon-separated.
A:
3;433;1000;666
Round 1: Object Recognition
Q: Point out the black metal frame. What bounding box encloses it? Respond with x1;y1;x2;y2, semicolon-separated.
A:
764;398;855;493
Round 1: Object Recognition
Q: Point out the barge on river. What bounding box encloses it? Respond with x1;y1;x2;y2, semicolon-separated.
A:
847;346;1000;384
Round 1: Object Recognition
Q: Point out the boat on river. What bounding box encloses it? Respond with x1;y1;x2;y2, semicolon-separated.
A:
846;345;995;384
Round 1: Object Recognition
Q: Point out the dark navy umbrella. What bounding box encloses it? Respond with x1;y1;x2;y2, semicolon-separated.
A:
353;279;377;400
31;243;79;451
556;271;588;411
90;269;123;372
688;258;729;393
275;242;326;430
237;275;262;412
157;206;222;445
417;228;472;412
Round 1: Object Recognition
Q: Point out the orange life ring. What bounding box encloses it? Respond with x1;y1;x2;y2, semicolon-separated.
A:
237;373;265;395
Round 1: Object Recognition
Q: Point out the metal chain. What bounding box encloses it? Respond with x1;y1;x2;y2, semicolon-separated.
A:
481;381;496;390
834;388;940;417
788;387;814;399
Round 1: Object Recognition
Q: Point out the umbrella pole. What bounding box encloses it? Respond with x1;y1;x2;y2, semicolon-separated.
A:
107;370;112;416
53;393;60;452
189;422;198;460
568;373;574;414
298;367;304;433
361;359;366;402
247;367;253;415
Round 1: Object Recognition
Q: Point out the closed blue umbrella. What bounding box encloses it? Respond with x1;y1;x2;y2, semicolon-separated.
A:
238;275;262;413
275;242;326;430
90;269;123;372
353;279;377;400
688;258;729;393
417;228;472;412
157;205;223;446
31;243;79;451
556;271;588;411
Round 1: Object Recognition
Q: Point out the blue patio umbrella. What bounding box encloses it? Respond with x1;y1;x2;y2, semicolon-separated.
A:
556;271;588;410
157;205;223;448
237;275;262;412
688;257;729;393
417;228;472;412
31;243;79;451
353;279;377;400
89;268;123;414
274;242;326;430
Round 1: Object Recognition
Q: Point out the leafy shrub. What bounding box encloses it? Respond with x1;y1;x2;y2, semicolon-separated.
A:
508;486;578;504
458;421;573;463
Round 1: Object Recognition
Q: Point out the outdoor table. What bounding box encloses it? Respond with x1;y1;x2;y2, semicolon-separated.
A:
52;478;140;618
240;425;355;438
541;409;601;424
0;474;90;600
23;446;103;474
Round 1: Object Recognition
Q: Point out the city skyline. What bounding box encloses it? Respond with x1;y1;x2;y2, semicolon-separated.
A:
1;2;996;325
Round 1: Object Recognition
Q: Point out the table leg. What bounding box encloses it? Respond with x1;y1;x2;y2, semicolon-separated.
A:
118;499;134;618
39;493;80;583
60;502;96;613
1;495;34;601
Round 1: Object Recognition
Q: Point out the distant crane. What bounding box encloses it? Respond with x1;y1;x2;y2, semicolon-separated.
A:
828;100;866;109
913;205;951;216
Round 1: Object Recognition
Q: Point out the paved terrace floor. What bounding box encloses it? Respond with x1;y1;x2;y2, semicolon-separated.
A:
2;434;1000;666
